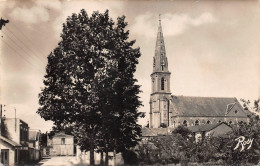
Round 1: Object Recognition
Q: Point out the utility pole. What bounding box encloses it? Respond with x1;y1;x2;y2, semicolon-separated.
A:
0;104;2;163
15;108;16;132
113;139;116;166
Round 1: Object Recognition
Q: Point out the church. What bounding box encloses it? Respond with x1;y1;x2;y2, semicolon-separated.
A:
149;18;250;128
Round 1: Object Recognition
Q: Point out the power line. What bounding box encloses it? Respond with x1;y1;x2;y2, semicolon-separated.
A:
1;30;45;67
4;27;46;62
2;14;48;59
1;29;45;66
1;38;45;75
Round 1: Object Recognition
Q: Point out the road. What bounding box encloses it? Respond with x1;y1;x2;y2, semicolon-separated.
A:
37;156;87;166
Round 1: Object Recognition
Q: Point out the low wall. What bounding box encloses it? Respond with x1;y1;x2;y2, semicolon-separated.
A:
76;146;124;166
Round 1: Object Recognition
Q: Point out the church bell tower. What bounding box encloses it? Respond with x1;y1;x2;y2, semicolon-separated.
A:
149;16;172;128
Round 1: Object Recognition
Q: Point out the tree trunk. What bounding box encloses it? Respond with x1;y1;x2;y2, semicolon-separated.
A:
105;149;109;166
90;138;95;165
113;148;116;166
100;151;104;166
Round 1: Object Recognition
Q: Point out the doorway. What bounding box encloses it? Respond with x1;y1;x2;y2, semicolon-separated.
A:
1;149;9;165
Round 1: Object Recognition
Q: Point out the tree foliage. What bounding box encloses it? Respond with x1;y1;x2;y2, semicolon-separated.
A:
241;99;259;112
38;9;142;165
137;118;260;165
1;118;10;138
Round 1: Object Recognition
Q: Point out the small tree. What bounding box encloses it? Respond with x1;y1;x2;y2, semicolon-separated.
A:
172;125;193;139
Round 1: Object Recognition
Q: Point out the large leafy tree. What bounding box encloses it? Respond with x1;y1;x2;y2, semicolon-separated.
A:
38;9;142;165
96;15;143;163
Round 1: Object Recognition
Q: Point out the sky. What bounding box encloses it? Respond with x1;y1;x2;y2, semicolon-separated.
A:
0;0;259;132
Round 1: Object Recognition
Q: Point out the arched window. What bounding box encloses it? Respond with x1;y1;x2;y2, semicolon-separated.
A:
207;120;211;124
161;77;165;90
183;120;187;127
161;65;164;71
195;120;199;126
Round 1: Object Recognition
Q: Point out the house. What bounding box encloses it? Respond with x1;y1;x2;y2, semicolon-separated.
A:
187;122;233;142
140;127;173;152
149;17;250;129
1;118;30;164
0;135;21;165
48;132;74;156
141;127;174;140
28;130;41;161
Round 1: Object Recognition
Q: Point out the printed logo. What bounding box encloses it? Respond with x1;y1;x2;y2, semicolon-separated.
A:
234;136;253;152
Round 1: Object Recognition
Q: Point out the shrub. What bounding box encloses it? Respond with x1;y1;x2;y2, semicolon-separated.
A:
122;149;139;165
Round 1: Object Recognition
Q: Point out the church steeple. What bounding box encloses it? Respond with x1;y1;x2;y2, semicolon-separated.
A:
150;15;172;128
153;15;168;72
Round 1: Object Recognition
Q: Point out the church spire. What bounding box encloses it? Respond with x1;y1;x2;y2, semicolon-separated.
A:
156;14;165;52
153;15;168;72
150;15;172;128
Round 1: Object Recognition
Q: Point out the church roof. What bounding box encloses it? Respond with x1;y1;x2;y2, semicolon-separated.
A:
171;96;248;117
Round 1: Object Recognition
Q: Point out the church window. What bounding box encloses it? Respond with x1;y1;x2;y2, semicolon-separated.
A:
229;121;233;125
218;120;222;123
161;77;165;90
235;110;238;114
161;65;164;71
207;120;211;124
153;58;155;67
152;101;156;108
183;120;187;127
195;120;199;126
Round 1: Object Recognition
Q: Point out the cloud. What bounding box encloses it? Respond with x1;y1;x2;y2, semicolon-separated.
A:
0;1;15;12
10;6;49;24
131;12;217;38
189;12;217;26
9;0;62;24
35;0;62;11
52;1;125;40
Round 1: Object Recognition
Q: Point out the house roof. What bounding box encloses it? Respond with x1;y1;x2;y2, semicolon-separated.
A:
171;96;248;117
0;136;21;147
29;130;40;141
187;122;231;133
141;128;175;137
53;132;73;138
